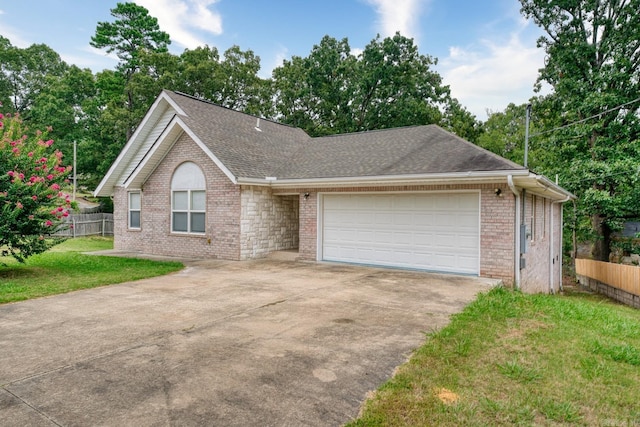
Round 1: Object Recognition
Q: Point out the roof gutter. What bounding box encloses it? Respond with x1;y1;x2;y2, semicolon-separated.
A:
237;169;531;188
549;193;572;294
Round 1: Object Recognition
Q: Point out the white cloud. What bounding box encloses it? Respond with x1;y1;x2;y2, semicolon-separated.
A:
134;0;223;50
0;14;30;48
365;0;428;40
259;45;289;79
439;29;548;120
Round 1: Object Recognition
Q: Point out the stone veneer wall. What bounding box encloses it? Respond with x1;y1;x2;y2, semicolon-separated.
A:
240;186;299;259
114;132;241;260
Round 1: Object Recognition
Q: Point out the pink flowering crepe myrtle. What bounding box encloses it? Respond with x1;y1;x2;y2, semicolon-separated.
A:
1;110;75;261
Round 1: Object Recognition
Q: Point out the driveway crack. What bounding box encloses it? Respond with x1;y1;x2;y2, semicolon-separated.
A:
2;387;63;426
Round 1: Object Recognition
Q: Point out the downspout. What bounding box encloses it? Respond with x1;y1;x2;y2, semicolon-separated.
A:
550;195;571;293
507;175;521;290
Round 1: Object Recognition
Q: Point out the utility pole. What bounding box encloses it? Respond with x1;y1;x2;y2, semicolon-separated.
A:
73;140;77;202
524;103;531;168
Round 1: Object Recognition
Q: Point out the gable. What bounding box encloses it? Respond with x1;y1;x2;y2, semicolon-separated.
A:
94;93;182;197
123;116;236;190
95;92;237;197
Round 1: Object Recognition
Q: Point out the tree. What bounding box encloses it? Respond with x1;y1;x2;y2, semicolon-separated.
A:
440;98;483;143
520;0;640;261
0;38;68;114
271;33;462;137
272;36;356;135
28;66;98;166
177;45;270;116
90;2;170;78
91;2;171;140
354;33;448;131
0;112;73;262
477;96;562;165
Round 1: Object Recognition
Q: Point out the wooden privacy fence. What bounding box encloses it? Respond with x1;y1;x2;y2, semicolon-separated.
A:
52;213;114;238
575;258;640;297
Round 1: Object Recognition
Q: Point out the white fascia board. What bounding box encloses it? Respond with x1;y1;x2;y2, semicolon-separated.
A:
94;92;180;197
236;169;530;188
122;117;183;189
160;90;187;116
512;173;575;201
123;116;237;189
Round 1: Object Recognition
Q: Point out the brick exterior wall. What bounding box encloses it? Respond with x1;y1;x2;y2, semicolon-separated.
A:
275;184;518;287
521;194;552;293
240;186;298;259
480;185;515;284
111;131;563;293
114;132;241;260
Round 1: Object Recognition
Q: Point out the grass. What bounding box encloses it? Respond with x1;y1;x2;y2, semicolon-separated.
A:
346;286;640;426
0;237;183;304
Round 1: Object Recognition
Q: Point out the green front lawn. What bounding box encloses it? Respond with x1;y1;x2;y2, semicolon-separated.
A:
0;237;183;304
347;286;640;426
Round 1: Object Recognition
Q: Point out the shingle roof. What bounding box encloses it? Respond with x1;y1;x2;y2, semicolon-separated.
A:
164;91;311;179
165;90;525;180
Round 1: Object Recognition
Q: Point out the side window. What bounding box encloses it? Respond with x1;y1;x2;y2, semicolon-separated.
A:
129;192;141;229
171;162;206;234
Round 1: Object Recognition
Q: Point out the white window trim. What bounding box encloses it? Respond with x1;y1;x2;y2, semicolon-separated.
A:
171;189;206;234
128;191;141;230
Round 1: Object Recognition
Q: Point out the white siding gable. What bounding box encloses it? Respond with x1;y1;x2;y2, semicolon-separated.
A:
117;107;176;186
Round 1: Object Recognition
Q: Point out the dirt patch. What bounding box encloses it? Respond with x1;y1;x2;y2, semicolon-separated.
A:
435;387;459;405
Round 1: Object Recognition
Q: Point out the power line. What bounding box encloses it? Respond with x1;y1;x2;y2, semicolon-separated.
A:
530;96;640;138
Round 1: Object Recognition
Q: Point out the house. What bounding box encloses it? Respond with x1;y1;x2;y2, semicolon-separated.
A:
95;90;574;293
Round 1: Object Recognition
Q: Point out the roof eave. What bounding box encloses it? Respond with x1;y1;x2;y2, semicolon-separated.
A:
237;169;530;188
237;170;574;202
513;173;576;201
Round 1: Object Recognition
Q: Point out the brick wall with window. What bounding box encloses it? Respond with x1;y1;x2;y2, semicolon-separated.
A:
114;133;241;260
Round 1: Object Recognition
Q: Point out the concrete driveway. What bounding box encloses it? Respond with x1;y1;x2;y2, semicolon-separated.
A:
0;257;497;426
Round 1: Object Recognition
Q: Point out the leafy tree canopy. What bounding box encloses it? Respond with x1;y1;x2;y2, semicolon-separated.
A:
519;0;640;260
90;2;170;77
271;33;481;139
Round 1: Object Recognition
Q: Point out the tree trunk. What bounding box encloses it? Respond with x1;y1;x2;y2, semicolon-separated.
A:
591;213;612;261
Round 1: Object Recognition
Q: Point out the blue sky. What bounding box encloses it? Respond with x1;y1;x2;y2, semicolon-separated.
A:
0;0;548;119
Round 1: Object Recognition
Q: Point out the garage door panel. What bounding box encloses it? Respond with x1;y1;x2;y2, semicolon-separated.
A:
362;195;391;209
394;232;413;245
375;212;393;225
413;232;434;245
394;213;413;226
457;212;479;226
458;255;479;269
457;195;479;210
322;193;480;275
457;235;479;248
394;197;415;209
435;254;457;268
357;230;375;242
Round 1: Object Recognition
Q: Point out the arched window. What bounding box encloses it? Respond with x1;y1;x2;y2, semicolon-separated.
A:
171;162;206;234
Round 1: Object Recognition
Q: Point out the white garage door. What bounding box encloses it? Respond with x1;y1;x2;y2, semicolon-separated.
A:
322;193;480;274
